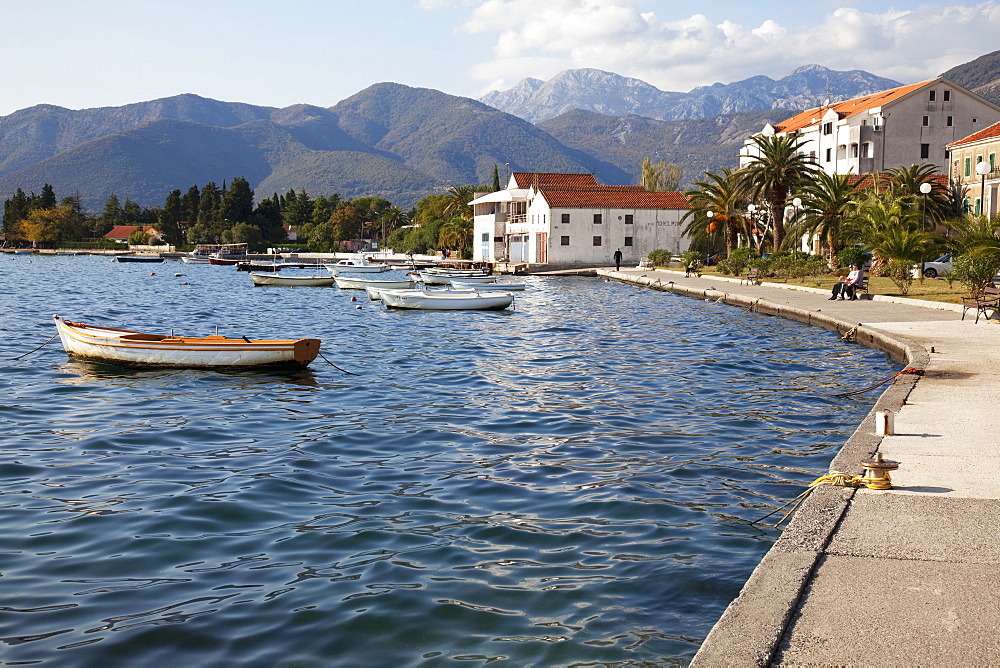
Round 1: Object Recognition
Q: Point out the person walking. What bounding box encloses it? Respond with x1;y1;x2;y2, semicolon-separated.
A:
613;248;623;271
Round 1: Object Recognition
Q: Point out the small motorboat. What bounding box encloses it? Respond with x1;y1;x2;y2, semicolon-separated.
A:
379;289;513;311
249;272;335;287
334;276;415;290
323;255;388;275
52;316;321;368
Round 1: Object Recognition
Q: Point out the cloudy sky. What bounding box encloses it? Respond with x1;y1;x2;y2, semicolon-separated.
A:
1;0;997;116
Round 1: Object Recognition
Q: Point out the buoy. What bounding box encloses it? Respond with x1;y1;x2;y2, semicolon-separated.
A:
350;296;357;302
150;272;156;276
174;273;185;277
355;305;362;309
180;282;189;285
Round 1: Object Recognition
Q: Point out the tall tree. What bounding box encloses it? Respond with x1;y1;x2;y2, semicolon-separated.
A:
160;189;184;245
220;176;254;223
641;157;683;191
683;168;749;255
739;133;816;250
491;164;501;192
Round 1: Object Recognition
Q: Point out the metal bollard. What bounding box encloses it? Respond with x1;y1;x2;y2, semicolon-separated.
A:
875;410;894;436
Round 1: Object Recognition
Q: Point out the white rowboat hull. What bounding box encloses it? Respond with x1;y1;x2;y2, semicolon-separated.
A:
250;273;335;287
380;290;513;310
53;316;321;368
335;276;415;290
450;281;526;291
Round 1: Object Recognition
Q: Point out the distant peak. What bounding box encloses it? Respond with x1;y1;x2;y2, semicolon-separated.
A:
787;64;831;76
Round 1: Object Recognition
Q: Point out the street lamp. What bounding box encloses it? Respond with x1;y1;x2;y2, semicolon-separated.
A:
976;160;991;217
746;203;757;250
919;182;932;230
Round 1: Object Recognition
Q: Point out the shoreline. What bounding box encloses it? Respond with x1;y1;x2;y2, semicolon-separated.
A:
600;267;1000;665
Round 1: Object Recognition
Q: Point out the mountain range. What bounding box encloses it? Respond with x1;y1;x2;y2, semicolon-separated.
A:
1;52;997;216
479;65;903;124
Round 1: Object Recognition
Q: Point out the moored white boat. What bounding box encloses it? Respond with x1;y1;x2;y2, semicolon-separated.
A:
324;255;388;275
379;289;513;311
450;280;526;291
365;285;476;301
418;271;497;285
249;272;335;287
52;315;321;368
334;275;415;290
114;254;164;263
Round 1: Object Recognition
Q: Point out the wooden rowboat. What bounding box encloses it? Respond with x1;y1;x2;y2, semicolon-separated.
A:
52;316;321;368
249;272;335;287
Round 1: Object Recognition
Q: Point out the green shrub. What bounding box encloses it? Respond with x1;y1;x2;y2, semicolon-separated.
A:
716;247;757;276
953;254;1000;297
884;258;915;295
647;249;672;266
835;246;868;270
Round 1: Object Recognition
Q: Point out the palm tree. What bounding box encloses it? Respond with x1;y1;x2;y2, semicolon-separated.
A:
739;133;817;249
786;171;858;259
438;216;473;258
378;206;408;245
444;185;476;221
885;163;954;228
845;194;934;281
683;168;749;255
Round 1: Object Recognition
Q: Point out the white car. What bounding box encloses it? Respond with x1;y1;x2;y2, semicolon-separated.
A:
922;254;954;278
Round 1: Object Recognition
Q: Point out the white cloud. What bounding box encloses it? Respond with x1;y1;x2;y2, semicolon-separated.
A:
457;1;1000;92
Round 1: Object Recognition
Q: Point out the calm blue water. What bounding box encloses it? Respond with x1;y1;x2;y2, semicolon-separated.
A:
0;254;896;666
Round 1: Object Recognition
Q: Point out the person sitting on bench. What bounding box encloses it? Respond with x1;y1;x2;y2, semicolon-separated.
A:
830;264;863;300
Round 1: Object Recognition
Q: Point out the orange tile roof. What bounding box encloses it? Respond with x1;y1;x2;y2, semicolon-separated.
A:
103;225;157;239
540;189;690;209
947;121;1000;148
512;172;599;188
773;80;933;134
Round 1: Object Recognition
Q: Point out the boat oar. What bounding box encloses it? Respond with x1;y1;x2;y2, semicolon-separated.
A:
11;332;58;360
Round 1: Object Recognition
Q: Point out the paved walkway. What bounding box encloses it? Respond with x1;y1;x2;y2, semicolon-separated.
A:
599;268;1000;666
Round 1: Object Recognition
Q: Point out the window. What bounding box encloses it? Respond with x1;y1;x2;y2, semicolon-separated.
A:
921;144;930;159
593;213;602;224
624;214;633;224
922;116;929;127
481;232;489;241
991;153;996;170
561;213;570;224
822;122;833;135
593;236;602;247
825;148;832;162
851;143;859;158
929;90;936;101
947;116;954;127
944;90;951;102
560;236;569;246
966;157;972;177
624;237;633;247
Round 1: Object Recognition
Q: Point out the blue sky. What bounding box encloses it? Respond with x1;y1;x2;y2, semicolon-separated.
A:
2;0;998;116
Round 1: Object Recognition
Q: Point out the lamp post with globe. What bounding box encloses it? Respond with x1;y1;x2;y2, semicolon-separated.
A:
920;182;932;230
976;161;991;217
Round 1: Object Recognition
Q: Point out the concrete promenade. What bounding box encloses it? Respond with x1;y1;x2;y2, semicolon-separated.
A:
599;267;1000;666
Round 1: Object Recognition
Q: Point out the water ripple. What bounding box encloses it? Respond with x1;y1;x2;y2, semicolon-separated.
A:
0;254;897;664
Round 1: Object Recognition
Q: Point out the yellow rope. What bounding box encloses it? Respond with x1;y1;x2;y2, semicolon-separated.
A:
756;470;892;528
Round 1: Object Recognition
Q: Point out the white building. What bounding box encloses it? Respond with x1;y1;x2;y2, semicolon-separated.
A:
742;77;1000;176
471;172;690;267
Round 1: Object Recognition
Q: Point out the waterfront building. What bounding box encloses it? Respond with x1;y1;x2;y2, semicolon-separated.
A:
471;172;690;267
946;120;1000;219
742;77;1000;177
102;225;163;244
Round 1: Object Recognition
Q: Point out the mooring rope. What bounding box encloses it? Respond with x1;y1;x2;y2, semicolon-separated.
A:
317;350;360;375
834;367;923;398
754;471;870;528
10;332;58;360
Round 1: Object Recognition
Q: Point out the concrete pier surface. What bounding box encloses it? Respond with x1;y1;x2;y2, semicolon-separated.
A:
599;267;1000;666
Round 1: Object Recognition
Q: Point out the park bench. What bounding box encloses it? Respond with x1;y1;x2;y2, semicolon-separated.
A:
741;268;761;285
961;285;1000;323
